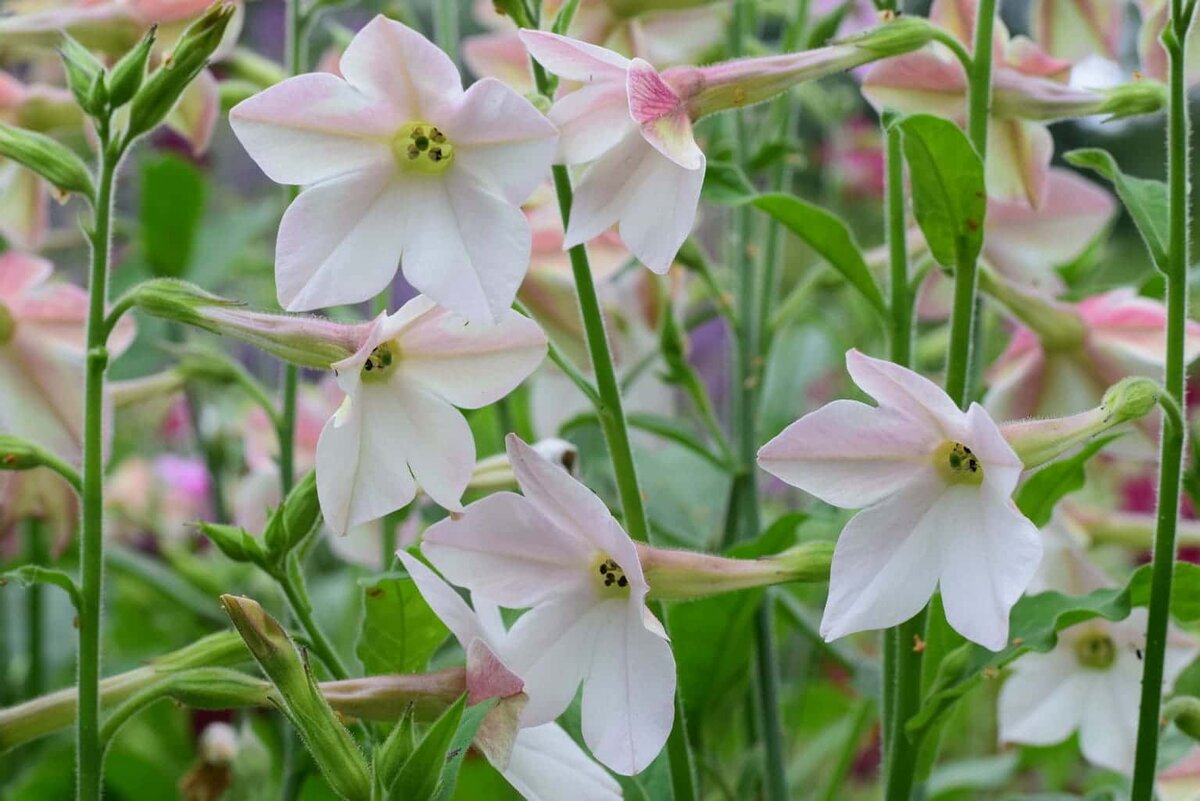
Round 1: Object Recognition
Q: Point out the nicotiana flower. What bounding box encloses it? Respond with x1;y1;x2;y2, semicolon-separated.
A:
397;551;622;801
421;434;676;774
107;454;211;544
757;349;1042;651
521;17;932;271
1028;0;1125;63
229;15;559;323
316;296;546;534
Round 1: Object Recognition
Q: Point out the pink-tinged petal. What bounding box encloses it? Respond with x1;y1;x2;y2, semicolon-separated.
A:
547;82;636;165
757;399;938;509
338;15;461;118
21;280;135;357
519;30;631;84
0;162;47;251
820;473;945;641
275;172;407;312
1003;36;1073;80
165;67;218;156
1081;289;1200;366
0;345;84;460
628;6;728;68
393;298;546;408
502;724;623;801
581;600;676;775
462;31;535;93
860;51;967;120
998;646;1088;745
845;349;965;436
504;595;605;726
421;491;596;607
384;379;474;513
939;483;1042;650
0;250;51;298
437;77;559;204
229;74;396;187
1030;0;1124;61
964;403;1024;489
986;118;1052;207
929;0;980;47
315;392;418;535
983;330;1046;421
466;638;524;705
627;58;702;170
395;550;488;651
566;130;702;273
506;434;644;587
985;168;1116;289
399;170;531;325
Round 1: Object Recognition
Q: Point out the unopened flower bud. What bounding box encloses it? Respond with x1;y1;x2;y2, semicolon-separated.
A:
198;522;267;565
130;279;369;369
0;124;94;201
1096;79;1167;121
108;27;158;109
1101;377;1160;425
840;16;939;58
168;668;273;711
640;540;833;601
468;439;577;492
0;435;51;471
59;36;105;116
263;471;321;560
319;670;467;723
1165;696;1200;742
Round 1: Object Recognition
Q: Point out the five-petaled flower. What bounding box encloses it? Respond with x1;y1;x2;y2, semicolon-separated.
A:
758;349;1042;651
230;15;559;323
421;434;676;775
316;296;546;535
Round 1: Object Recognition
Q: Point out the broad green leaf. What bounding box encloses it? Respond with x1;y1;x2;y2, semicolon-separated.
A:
1015;435;1118;526
387;694;479;801
702;160;755;205
140;154;207;279
908;562;1200;738
356;574;450;676
752;193;887;318
1066;148;1168;271
896;114;986;270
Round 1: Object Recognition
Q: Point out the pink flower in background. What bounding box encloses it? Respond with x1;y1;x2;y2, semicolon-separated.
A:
985;289;1200;429
759;350;1041;650
230;16;558;323
862;0;1109;206
107;454;212;543
0;252;135;550
316;296;546;534
422;435;676;774
1028;0;1126;63
1159;749;1200;801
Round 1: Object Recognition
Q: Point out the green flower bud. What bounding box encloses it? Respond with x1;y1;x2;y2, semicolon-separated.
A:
1102;376;1161;425
198;522;267;565
60;35;106;116
0;123;95;201
841;16;939;58
263;471;321;561
0;435;52;471
1165;696;1200;742
107;27;158;109
1097;79;1168;121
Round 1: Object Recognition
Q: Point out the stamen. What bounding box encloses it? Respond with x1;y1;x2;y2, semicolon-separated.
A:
360;341;397;380
1074;630;1117;670
392;121;455;174
933;440;984;486
594;556;631;593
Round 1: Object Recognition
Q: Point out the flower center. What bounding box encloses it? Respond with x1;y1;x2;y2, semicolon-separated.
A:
1073;630;1117;670
391;121;454;174
933;440;983;486
359;340;397;381
596;556;630;592
0;303;13;345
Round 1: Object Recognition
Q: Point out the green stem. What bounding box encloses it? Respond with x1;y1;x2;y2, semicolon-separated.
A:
24;518;46;699
274;556;349;681
434;0;459;65
1131;3;1193;797
77;120;119;801
819;699;873;801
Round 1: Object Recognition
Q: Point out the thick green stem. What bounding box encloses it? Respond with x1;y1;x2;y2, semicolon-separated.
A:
1131;4;1193;797
77;121;118;801
24;519;46;699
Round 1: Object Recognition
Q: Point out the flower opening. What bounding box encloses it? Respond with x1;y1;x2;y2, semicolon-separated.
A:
359;340;397;380
392;121;454;174
596;556;630;592
1074;630;1117;670
934;440;984;486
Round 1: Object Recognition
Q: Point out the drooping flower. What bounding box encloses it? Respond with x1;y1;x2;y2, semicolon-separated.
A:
757;349;1042;651
421;434;676;774
397;550;623;800
316;296;546;534
521;18;933;271
862;0;1121;206
229;16;559;323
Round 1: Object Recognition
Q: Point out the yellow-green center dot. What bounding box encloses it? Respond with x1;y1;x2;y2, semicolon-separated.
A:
934;440;984;486
360;341;397;381
392;121;454;175
1074;631;1117;670
597;558;629;590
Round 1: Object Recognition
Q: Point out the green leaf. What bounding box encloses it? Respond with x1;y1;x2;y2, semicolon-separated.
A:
896;114;986;270
0;565;81;609
139;154;207;279
263;470;321;562
356;574;450;676
1066;147;1169;271
387;694;467;800
431;699;498;801
373;707;417;793
908;562;1200;739
702;160;755;205
751;193;887;318
1015;435;1117;526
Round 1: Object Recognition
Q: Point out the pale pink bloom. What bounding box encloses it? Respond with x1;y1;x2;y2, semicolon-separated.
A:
1138;0;1200;85
985;289;1200;428
229;16;558;323
421;435;676;774
397;551;623;799
0;252;134;549
1029;0;1126;62
107;454;211;543
862;0;1107;206
1159;749;1200;801
316;297;546;534
521;29;875;271
758;349;1042;651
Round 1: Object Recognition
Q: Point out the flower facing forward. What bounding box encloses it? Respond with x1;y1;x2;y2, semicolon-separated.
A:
757;350;1042;651
316;296;546;534
397;550;623;801
230;15;558;323
421;434;676;774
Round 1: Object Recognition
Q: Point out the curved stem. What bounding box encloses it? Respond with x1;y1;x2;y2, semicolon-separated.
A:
274;556;349;681
77;121;118;801
1131;4;1192;797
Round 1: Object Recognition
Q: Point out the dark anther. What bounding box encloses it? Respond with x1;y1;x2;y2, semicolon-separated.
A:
407;144;420;159
604;575;615;586
364;362;374;371
617;576;628;588
431;128;446;143
430;147;444;162
599;564;607;575
412;125;425;137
